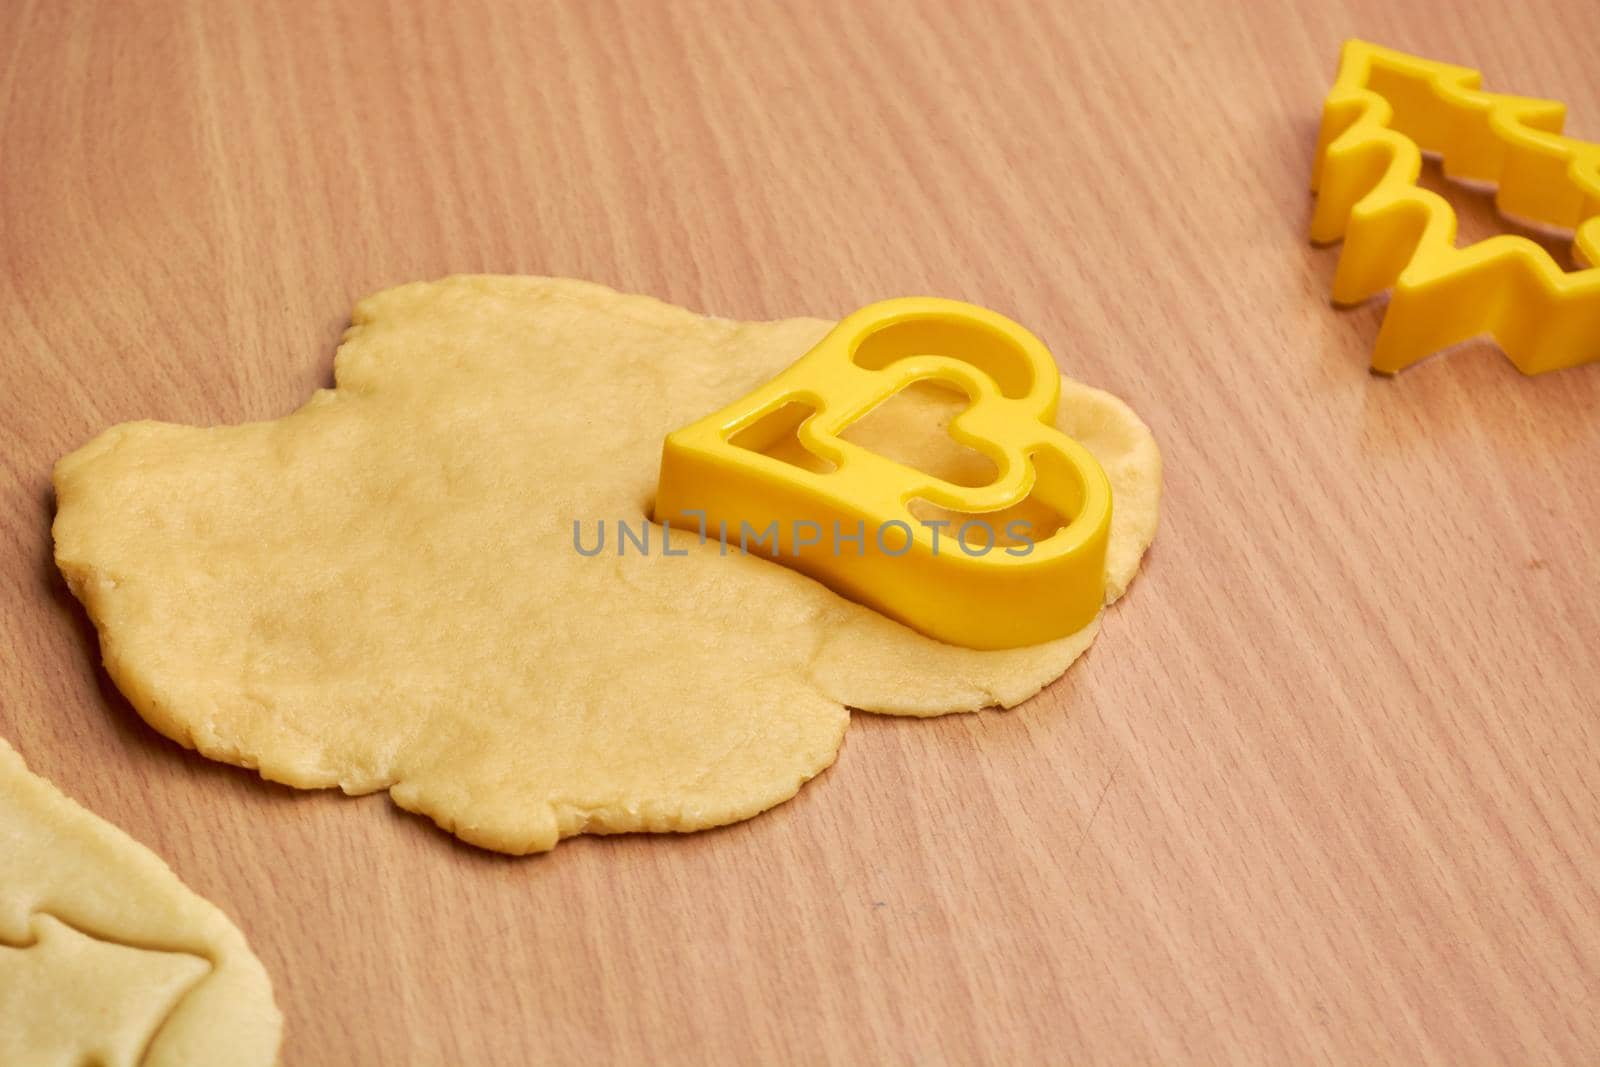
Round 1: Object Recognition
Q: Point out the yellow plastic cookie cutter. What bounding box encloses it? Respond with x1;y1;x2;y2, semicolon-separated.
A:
652;298;1112;651
1311;40;1600;374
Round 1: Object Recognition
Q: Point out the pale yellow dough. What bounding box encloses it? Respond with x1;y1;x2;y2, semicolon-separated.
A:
53;277;1161;854
0;737;282;1067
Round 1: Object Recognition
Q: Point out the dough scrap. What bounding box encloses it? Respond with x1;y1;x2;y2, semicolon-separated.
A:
0;737;282;1067
53;276;1161;854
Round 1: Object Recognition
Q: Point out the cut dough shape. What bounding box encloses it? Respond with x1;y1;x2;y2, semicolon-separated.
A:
53;277;1161;854
1;915;207;1067
0;737;282;1067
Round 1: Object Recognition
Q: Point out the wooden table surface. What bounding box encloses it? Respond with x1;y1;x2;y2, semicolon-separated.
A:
3;1;1597;1063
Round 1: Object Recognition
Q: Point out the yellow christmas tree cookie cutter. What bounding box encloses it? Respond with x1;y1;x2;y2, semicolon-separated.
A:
1311;40;1600;374
653;298;1112;650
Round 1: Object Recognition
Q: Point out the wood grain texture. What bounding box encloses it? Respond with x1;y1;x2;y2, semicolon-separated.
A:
2;1;1597;1063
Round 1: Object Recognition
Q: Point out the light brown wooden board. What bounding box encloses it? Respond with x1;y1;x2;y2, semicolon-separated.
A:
2;1;1597;1063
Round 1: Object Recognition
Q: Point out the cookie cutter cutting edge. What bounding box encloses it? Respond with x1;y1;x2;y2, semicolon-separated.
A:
1311;39;1600;374
652;298;1112;650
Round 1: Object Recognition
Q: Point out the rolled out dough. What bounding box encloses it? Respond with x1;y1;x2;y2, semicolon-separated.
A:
0;737;282;1066
53;276;1161;854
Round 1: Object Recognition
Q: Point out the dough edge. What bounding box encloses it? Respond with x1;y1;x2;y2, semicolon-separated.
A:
0;736;283;1066
51;275;1161;853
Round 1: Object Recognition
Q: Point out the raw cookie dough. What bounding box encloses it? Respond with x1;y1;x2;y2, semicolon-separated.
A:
53;277;1161;854
0;737;282;1067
